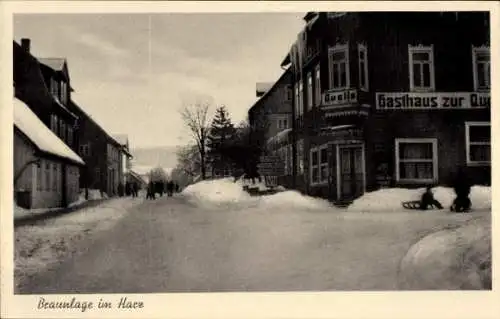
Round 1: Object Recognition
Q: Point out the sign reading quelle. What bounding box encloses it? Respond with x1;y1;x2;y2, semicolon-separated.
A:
376;92;490;109
322;89;358;107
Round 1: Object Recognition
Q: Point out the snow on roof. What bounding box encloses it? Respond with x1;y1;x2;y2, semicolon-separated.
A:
38;58;65;71
14;98;85;165
267;128;292;145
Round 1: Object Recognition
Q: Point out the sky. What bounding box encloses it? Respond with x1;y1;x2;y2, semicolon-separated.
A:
14;13;305;149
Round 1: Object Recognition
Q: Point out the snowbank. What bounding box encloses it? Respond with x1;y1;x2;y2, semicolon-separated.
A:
183;178;332;211
87;189;108;200
182;178;252;204
68;193;87;208
397;216;491;289
259;191;332;211
348;186;491;212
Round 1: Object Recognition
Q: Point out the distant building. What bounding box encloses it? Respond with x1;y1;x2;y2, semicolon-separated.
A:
13;39;85;209
67;100;126;197
112;134;133;185
125;170;147;189
248;68;293;187
249;12;490;204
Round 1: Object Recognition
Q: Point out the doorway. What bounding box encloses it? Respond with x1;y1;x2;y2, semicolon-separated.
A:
336;144;365;201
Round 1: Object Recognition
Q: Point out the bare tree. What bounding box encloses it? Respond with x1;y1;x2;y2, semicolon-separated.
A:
180;100;211;180
176;144;201;177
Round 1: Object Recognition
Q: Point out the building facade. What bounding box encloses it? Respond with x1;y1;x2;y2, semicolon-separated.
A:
248;68;294;187
14;39;85;209
270;12;490;203
67;100;127;197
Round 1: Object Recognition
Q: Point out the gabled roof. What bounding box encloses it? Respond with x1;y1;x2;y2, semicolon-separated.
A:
112;134;129;147
39;58;66;71
14;98;85;166
68;99;122;148
248;67;291;116
256;82;274;97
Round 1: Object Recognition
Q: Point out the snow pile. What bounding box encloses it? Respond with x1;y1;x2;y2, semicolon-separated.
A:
259;191;332;211
348;186;491;212
68;193;87;208
87;189;108;200
14;204;55;220
398;216;491;290
182;178;253;204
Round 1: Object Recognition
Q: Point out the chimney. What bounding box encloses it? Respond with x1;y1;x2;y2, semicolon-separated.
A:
21;38;30;53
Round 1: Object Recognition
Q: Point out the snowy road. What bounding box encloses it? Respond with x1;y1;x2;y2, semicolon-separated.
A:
16;193;487;293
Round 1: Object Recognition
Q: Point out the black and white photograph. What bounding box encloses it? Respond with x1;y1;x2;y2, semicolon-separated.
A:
1;2;498;319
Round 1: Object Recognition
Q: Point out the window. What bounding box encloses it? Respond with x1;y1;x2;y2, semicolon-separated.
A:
284;85;293;101
67;126;73;146
50;78;58;97
472;46;490;91
60;81;67;104
328;44;349;90
395;138;438;183
314;64;321;106
358;44;369;91
296;139;304;175
80;143;90;157
59;119;65;141
294;84;299;119
465;122;490;165
52;163;57;191
298;80;303;117
277;117;288;130
37;160;42;191
44;162;50;191
408;45;435;91
310;144;329;185
50;114;58;133
307;72;313;110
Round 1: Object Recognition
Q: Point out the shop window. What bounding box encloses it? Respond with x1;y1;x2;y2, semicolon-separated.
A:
395;138;438;183
472;46;490;91
465;122;490;165
328;43;350;90
310;144;329;185
408;45;435;91
358;44;369;91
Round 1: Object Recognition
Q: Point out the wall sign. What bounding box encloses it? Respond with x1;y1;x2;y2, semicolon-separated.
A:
322;89;358;108
376;92;490;109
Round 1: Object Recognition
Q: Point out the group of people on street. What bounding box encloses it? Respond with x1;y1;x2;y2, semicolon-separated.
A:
118;182;140;198
146;180;180;200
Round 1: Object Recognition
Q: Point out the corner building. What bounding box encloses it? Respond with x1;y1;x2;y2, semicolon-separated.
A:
281;12;490;203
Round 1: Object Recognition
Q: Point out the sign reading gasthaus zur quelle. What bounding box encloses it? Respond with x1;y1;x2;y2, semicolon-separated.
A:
376;92;490;109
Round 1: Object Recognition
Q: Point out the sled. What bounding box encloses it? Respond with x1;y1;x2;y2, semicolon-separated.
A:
402;201;443;210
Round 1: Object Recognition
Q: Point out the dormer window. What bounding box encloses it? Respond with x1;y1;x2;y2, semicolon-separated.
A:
60;81;67;104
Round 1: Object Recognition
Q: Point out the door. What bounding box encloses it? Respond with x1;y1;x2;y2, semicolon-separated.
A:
338;144;365;201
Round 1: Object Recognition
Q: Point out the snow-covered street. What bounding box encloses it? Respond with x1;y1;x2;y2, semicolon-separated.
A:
14;196;142;291
15;179;491;293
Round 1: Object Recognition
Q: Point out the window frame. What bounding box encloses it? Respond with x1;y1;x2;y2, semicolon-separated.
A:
310;144;329;186
358;43;369;91
306;71;313;110
79;143;90;157
472;46;490;92
408;45;435;92
465;121;490;166
328;43;350;90
314;63;321;107
395;138;438;183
